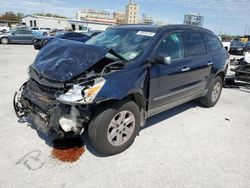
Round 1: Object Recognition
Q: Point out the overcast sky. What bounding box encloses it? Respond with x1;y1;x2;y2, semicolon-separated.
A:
0;0;250;35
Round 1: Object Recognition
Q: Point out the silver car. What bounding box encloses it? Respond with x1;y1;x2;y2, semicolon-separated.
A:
0;28;42;44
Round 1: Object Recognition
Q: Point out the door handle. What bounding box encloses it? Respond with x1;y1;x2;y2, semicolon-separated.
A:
181;67;190;72
207;61;214;66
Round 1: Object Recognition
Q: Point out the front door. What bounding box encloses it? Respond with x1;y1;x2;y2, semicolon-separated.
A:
12;30;25;43
148;32;193;113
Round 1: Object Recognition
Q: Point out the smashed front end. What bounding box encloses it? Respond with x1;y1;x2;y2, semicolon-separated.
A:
13;39;127;137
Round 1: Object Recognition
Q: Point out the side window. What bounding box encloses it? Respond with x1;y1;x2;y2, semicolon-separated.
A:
14;30;25;34
24;30;32;34
204;33;222;52
155;33;184;60
184;32;206;56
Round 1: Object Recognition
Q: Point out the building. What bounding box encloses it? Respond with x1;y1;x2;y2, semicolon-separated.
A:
183;13;204;27
141;14;155;25
76;9;116;25
113;12;126;25
22;15;115;31
76;9;110;20
125;0;140;24
22;15;69;29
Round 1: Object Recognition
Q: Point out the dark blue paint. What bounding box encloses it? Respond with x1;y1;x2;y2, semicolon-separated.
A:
32;25;228;113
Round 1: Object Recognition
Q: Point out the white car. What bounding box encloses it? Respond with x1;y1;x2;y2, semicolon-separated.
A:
29;27;51;36
0;26;10;33
39;28;51;36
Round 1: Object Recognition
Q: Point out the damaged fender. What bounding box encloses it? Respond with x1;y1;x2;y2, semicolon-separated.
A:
94;65;149;105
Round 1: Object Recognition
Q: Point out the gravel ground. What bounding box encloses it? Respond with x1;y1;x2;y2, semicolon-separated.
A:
0;45;250;188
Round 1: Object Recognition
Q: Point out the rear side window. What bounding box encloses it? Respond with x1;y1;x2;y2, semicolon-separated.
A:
155;33;184;60
184;32;206;56
204;33;222;52
24;30;32;34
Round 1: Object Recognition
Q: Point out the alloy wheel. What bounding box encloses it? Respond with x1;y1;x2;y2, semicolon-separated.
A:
107;110;135;146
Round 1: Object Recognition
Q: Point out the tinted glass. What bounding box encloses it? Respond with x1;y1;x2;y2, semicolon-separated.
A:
24;30;32;34
74;33;85;37
204;33;222;52
155;33;184;60
184;32;206;56
14;30;25;34
231;41;244;47
64;33;74;37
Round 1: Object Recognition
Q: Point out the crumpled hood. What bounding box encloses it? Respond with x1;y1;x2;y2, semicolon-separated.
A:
32;38;110;82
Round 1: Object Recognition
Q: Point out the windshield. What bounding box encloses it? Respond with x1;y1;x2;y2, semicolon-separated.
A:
85;28;156;61
231;41;245;47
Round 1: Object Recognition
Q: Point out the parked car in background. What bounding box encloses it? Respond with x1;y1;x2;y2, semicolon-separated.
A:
50;29;64;36
0;28;42;44
30;27;51;36
229;41;249;55
222;42;230;52
88;30;103;37
225;52;250;84
29;27;39;31
39;28;51;36
0;25;10;33
33;31;91;49
14;25;229;155
218;36;230;52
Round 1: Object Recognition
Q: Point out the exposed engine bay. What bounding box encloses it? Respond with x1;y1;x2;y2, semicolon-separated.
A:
229;52;250;82
13;39;127;137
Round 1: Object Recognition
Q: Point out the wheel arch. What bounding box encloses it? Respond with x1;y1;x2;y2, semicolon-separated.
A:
214;70;225;81
0;36;10;43
123;93;146;110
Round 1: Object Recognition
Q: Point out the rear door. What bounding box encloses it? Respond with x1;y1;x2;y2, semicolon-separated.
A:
181;31;212;94
23;30;35;43
149;32;193;111
203;32;226;81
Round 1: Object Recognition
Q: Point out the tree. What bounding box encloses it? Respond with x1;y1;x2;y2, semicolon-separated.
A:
0;11;23;21
33;13;67;19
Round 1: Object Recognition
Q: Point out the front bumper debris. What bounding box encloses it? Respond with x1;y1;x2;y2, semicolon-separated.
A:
13;81;90;137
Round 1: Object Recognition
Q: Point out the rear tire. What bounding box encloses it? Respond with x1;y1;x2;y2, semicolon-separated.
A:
1;37;9;44
88;100;141;156
200;76;223;107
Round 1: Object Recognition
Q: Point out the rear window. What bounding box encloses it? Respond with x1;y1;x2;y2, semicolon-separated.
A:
184;32;206;56
204;33;222;52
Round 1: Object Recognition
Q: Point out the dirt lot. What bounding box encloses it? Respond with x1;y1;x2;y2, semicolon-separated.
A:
0;45;250;188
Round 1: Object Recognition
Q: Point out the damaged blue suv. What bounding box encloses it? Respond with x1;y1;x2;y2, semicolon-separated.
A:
13;25;229;155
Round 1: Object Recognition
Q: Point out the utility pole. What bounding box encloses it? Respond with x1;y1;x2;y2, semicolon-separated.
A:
40;0;44;15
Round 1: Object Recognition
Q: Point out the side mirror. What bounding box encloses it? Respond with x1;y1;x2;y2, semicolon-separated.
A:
12;32;15;35
154;53;171;65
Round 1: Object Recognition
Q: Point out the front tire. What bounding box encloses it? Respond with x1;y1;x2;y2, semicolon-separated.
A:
88;100;141;156
200;76;223;107
1;37;9;44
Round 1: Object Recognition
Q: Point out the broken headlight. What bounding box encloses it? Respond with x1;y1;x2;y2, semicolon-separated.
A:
56;78;106;104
